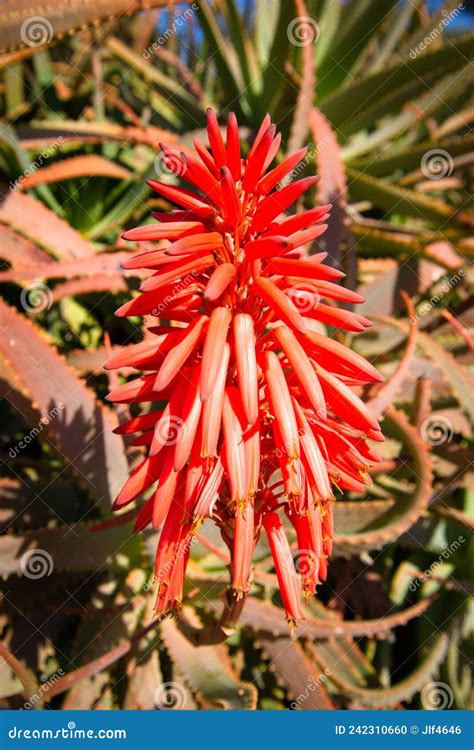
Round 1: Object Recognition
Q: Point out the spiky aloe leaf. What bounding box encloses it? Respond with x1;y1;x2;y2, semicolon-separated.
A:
0;0;189;54
195;1;244;112
313;631;450;708
373;317;474;422
314;0;342;67
260;0;294;115
52;276;129;301
309;108;348;267
238;596;435;640
0;643;38;700
105;37;206;126
316;0;398;98
0;190;95;259
341;62;473;147
306;636;380;693
320;32;474;126
63;570;148;709
258;637;334;709
0;251;141;283
346;168;472;228
334;499;396;535
0;522;143;576
24;120;179;150
334;407;432;553
367;295;417;421
350;135;474;177
0;225;54;268
123;621;164;710
0;301;129;508
162;612;258;709
287;5;315;153
0;477;85;531
19;155;132;188
351;225;436;260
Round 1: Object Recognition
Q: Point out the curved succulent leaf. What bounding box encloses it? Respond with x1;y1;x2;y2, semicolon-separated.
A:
0;301;129;508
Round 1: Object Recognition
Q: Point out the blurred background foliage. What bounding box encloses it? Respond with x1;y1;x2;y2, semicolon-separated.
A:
0;0;472;710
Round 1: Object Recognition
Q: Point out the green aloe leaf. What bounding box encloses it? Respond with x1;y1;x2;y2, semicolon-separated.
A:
195;1;244;113
320;32;474;126
342;62;473;149
350;134;474;177
161;612;258;709
314;0;342;67
346;167;471;228
105;37;206;126
316;0;398;98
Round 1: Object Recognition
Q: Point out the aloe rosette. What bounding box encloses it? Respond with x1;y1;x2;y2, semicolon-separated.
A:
106;109;383;626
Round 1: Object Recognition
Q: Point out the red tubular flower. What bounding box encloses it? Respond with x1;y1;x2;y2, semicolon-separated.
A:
106;109;383;624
